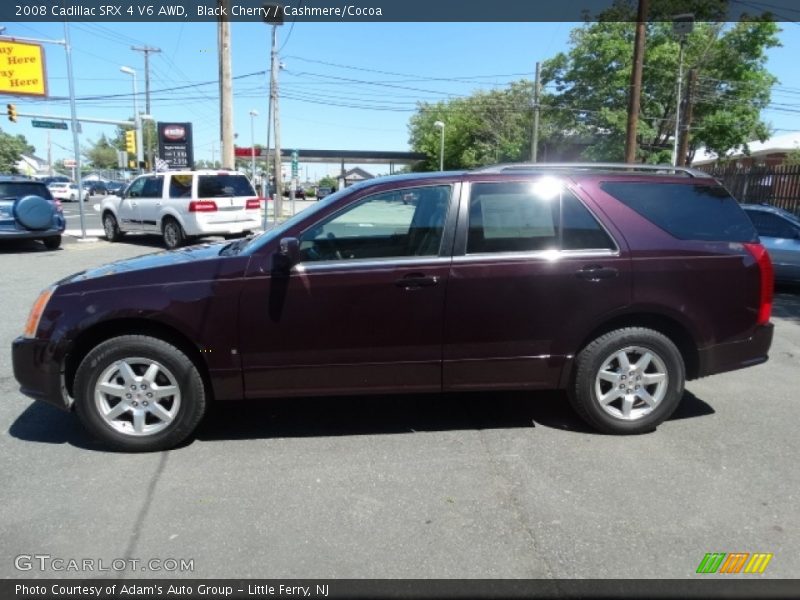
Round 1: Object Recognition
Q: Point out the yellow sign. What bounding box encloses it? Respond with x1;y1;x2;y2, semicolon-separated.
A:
0;41;47;97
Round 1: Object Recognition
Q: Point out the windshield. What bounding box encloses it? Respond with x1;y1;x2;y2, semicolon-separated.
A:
240;185;354;255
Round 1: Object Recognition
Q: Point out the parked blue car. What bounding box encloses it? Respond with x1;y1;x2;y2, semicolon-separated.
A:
0;176;66;250
742;203;800;283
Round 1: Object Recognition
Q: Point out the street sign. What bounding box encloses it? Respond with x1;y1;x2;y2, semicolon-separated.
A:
32;120;68;130
63;159;76;168
291;149;299;177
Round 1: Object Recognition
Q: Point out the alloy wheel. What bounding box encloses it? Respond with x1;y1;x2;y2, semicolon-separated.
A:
94;357;181;436
594;345;668;421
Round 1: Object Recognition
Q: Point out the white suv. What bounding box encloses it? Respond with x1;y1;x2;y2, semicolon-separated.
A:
101;170;262;249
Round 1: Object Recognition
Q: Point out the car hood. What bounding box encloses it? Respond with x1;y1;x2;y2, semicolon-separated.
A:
59;241;234;285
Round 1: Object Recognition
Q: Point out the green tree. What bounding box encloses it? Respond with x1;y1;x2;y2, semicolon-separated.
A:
318;175;337;188
0;127;35;173
408;81;543;171
83;133;119;169
542;19;780;163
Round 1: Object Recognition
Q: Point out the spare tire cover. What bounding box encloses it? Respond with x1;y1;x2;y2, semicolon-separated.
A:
14;195;55;230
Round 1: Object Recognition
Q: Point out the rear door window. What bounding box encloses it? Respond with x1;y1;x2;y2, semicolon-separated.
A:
467;182;615;253
600;182;758;242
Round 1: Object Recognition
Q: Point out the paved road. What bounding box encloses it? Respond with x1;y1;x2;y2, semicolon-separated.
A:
1;239;798;579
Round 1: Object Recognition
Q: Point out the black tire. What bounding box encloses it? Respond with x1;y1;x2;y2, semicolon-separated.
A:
103;212;122;242
73;335;207;452
162;218;185;250
568;327;685;435
42;235;61;250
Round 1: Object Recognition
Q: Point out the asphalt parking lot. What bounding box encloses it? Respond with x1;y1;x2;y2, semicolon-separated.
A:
1;236;798;579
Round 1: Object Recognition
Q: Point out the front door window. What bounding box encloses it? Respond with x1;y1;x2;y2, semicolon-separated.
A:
299;185;452;262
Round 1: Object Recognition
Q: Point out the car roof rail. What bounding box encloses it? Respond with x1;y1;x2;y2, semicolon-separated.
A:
471;162;714;178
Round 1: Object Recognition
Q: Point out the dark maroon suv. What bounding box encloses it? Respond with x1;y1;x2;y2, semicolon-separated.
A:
12;164;774;451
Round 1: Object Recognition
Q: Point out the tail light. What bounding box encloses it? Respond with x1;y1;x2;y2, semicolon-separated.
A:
246;198;261;210
188;200;217;212
744;242;774;326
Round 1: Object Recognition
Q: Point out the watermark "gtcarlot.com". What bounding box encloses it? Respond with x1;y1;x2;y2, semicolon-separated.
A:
15;554;194;573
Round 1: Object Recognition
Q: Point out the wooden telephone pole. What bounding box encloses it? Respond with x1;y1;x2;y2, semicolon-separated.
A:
676;69;698;166
217;0;234;170
132;45;161;169
624;0;649;163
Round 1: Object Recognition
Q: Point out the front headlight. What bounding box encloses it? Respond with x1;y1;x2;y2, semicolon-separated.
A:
23;285;56;338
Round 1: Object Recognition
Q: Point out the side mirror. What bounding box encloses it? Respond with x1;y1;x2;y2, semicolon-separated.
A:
271;237;300;277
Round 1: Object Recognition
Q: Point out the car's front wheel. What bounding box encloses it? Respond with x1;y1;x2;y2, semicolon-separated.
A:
73;335;207;452
569;327;685;434
103;212;123;242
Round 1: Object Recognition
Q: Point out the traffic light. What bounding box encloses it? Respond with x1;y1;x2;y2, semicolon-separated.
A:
7;104;17;123
125;130;136;154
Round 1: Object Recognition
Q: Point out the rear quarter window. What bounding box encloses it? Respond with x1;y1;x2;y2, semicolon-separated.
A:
600;182;758;243
197;175;255;198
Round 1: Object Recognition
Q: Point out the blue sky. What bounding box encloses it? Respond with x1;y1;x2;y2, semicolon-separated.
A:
3;21;800;179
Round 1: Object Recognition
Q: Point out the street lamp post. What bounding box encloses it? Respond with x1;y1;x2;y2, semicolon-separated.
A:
120;66;144;173
434;120;445;171
249;109;259;184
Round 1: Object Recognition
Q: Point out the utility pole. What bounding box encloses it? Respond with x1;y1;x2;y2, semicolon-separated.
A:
671;38;685;166
676;69;697;167
272;30;283;220
132;45;160;170
624;0;648;163
218;0;235;169
531;61;541;163
264;51;273;229
47;131;53;176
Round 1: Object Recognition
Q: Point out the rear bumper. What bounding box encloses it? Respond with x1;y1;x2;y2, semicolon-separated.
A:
0;227;64;240
11;336;71;410
696;323;774;378
184;214;261;236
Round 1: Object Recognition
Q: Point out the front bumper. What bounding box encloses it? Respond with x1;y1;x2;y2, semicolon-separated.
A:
11;336;71;410
696;323;774;378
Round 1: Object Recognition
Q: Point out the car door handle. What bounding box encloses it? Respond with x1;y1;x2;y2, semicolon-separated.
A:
395;274;440;289
575;265;618;281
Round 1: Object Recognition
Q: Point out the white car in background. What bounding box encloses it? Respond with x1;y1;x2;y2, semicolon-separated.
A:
48;182;88;202
100;170;262;249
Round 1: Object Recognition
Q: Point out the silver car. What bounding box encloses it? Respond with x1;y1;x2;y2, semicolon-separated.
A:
742;204;800;283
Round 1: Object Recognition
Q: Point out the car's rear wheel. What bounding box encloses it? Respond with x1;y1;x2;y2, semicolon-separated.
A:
42;235;61;250
103;212;123;242
162;218;185;250
74;335;206;452
569;327;685;434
